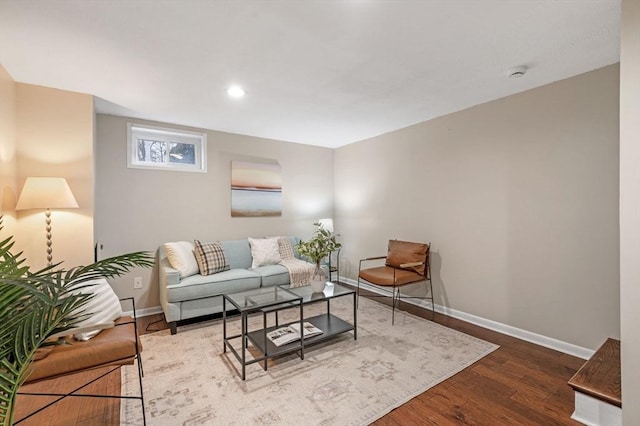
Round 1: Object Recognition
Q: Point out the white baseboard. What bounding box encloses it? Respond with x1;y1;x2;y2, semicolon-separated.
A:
342;276;595;360
123;305;163;318
133;278;595;360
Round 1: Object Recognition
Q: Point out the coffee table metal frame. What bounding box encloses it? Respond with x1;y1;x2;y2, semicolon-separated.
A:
223;286;304;380
267;282;357;338
223;282;357;380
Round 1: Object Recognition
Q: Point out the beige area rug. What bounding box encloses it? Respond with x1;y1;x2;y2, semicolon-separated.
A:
122;296;498;425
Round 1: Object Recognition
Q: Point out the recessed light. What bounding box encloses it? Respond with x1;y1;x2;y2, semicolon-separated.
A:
227;85;246;98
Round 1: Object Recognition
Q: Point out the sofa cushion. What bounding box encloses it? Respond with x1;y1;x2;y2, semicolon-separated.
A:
249;237;281;268
253;264;291;287
166;269;261;302
194;240;230;275
163;241;199;278
220;239;253;269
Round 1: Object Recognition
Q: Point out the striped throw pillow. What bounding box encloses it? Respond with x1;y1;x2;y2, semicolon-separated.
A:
71;278;123;341
194;240;230;275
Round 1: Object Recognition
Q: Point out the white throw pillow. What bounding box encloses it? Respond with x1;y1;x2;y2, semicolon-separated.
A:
249;237;281;269
164;241;199;278
71;278;123;341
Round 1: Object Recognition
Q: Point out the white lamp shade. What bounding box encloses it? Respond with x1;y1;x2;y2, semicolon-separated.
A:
16;177;79;210
318;218;334;233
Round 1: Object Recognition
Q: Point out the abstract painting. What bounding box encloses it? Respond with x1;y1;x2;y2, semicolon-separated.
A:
231;161;282;217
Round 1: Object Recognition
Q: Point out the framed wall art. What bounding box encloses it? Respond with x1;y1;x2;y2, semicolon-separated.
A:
231;160;282;217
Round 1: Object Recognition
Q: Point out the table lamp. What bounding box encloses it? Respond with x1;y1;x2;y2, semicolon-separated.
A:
16;177;79;265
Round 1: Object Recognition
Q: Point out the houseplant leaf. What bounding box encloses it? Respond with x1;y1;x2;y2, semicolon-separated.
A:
0;219;153;425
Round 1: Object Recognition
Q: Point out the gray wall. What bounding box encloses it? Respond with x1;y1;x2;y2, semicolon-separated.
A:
334;65;620;351
95;114;334;309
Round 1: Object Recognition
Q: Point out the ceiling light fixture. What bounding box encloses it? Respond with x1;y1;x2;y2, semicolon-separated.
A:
227;85;246;98
507;66;527;78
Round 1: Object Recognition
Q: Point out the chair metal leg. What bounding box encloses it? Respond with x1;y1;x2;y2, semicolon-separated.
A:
392;298;395;325
129;297;147;424
137;355;147;425
15;362;146;425
392;286;399;325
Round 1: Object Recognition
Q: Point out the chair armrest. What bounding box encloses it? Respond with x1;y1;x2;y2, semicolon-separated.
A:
361;255;387;262
359;255;387;275
119;296;138;321
400;261;424;268
48;322;115;340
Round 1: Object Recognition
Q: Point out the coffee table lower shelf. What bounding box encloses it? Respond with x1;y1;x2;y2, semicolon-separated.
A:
247;313;355;359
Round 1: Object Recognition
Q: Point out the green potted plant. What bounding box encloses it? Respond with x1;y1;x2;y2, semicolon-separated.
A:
0;218;153;426
296;222;341;292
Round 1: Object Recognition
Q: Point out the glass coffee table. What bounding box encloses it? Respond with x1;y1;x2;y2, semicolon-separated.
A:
223;282;356;380
223;286;303;380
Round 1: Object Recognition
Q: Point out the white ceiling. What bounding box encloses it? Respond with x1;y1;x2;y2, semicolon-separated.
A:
0;1;621;148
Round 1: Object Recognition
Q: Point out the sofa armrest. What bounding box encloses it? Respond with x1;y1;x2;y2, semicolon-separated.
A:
158;254;180;309
162;265;181;286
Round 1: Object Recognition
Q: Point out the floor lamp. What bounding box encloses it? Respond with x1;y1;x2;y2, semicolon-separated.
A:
15;177;79;266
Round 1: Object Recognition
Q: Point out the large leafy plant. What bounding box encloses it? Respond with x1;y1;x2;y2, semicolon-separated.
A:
0;220;153;426
296;222;342;268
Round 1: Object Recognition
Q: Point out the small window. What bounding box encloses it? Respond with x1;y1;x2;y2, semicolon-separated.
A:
127;123;207;172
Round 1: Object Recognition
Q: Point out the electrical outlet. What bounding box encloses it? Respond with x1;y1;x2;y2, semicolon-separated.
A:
134;277;143;289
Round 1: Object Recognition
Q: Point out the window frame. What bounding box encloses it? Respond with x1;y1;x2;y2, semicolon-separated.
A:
126;123;207;173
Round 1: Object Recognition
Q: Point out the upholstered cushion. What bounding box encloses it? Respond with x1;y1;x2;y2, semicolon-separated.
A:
359;266;425;286
26;316;139;383
163;241;199;278
253;264;292;287
249;237;281;269
219;239;253;269
166;269;261;302
194;240;230;275
33;346;54;361
385;240;429;275
71;278;123;341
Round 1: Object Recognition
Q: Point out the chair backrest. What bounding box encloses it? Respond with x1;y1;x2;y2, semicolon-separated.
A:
385;240;430;276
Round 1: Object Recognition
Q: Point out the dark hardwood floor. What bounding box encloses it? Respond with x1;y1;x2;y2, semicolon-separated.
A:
15;286;584;425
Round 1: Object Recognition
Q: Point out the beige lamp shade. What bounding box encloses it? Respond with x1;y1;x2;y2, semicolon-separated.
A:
16;177;79;210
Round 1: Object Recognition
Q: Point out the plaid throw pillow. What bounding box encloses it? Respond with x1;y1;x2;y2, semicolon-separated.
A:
194;240;230;275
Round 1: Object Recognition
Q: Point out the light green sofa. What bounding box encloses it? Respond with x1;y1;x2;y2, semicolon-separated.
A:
158;237;306;334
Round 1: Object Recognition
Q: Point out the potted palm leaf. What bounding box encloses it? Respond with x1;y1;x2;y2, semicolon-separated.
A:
296;222;341;292
0;219;153;426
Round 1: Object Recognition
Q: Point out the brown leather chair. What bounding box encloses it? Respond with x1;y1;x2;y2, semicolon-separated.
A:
358;240;433;324
16;298;146;425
